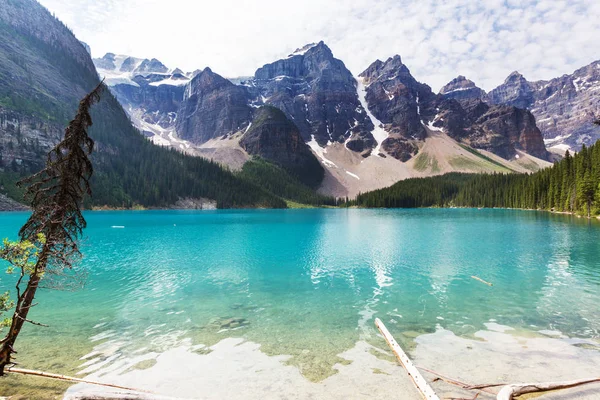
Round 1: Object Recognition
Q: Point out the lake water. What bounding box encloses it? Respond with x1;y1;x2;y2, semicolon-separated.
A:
0;209;599;398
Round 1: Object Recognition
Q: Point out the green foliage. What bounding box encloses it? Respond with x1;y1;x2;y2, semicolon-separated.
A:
0;235;44;277
0;234;45;331
349;173;471;208
0;292;12;330
238;158;337;207
0;171;27;201
350;140;600;216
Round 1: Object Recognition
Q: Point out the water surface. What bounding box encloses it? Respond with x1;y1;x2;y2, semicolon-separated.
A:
0;209;599;396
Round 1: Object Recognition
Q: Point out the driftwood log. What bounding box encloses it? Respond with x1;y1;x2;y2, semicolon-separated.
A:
6;367;153;394
471;276;493;286
374;319;600;400
375;318;440;400
496;378;600;400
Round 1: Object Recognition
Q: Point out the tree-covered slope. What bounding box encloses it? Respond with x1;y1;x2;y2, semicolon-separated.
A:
238;158;335;207
350;137;600;217
240;106;324;189
0;0;285;209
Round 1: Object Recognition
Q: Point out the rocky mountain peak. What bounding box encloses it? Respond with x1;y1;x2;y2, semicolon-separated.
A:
248;42;374;151
239;106;324;188
120;56;142;72
440;75;486;101
176;68;252;144
506;71;527;82
188;67;227;91
94;53;116;69
487;70;534;110
288;41;327;57
254;41;341;81
136;58;169;74
386;55;403;67
357;54;436;148
359;55;410;85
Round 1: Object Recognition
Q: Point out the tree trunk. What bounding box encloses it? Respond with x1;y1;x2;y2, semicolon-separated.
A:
0;273;42;375
587;200;591;219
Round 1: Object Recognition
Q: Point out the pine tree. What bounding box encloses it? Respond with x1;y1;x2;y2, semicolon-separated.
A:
0;82;103;375
578;171;596;218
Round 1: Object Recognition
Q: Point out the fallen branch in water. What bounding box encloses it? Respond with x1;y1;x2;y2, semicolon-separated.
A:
471;276;493;286
376;320;599;400
6;367;154;394
375;318;440;400
417;366;498;395
496;378;600;400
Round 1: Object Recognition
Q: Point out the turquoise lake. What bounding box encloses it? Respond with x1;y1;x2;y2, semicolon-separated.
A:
0;209;599;396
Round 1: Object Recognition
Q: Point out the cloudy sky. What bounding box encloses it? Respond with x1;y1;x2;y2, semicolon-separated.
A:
39;0;600;91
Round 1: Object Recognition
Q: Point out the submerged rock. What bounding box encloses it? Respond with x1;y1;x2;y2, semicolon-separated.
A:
207;316;250;331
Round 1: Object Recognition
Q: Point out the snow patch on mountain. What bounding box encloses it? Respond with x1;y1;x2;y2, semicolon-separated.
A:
307;135;337;167
149;77;190;87
356;78;388;157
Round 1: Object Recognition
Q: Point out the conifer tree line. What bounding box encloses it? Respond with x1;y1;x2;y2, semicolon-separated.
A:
349;130;600;217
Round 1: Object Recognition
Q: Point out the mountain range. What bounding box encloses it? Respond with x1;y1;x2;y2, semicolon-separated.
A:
93;40;600;198
1;0;598;208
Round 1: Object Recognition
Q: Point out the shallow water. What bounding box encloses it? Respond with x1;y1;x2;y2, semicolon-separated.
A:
0;209;599;397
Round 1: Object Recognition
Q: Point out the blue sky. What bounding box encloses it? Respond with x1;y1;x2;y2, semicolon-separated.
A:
39;0;600;91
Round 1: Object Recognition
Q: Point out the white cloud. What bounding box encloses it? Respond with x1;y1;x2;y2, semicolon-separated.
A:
38;0;600;92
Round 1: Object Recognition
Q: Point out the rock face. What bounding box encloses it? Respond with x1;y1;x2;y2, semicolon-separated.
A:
0;107;62;171
176;68;253;143
486;62;600;151
111;81;184;132
380;137;418;162
93;54;193;147
359;55;436;140
169;197;217;210
240;106;324;188
439;76;486;101
248;42;374;152
0;0;97;173
358;58;549;161
466;103;548;159
487;72;534;110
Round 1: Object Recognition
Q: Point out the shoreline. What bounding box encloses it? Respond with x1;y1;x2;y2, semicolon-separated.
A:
2;204;599;221
62;325;600;400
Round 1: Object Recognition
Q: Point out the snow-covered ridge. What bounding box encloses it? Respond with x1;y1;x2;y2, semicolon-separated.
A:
93;53;191;88
440;87;474;95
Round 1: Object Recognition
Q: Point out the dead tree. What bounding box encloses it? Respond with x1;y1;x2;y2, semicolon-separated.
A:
0;82;103;375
